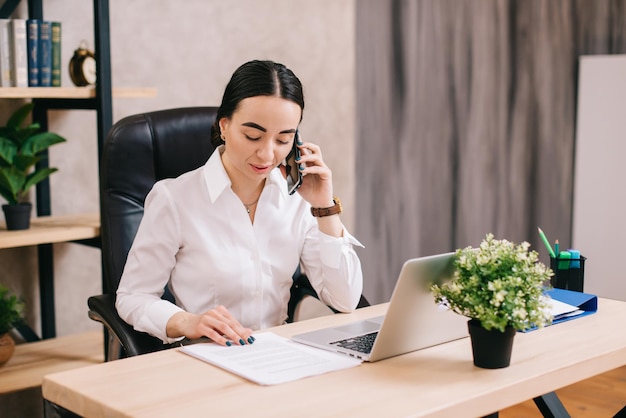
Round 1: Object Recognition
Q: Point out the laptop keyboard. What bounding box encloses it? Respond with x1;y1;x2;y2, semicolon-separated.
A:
330;332;378;354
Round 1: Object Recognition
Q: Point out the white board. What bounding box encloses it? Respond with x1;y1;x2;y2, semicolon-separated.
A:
573;55;626;300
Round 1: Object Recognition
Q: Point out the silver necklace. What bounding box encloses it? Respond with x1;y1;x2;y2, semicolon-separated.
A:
243;196;260;214
242;181;265;214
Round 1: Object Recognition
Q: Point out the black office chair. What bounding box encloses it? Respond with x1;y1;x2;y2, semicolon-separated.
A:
88;107;368;361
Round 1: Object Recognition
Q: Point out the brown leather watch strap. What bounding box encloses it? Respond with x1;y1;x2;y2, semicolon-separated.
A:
311;197;343;217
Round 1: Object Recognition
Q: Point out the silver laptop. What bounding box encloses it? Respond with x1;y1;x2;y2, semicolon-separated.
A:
292;252;469;362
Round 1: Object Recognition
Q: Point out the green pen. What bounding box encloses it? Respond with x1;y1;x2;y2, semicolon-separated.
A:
537;227;556;258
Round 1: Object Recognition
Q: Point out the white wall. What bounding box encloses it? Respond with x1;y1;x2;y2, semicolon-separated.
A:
1;0;357;337
572;54;626;300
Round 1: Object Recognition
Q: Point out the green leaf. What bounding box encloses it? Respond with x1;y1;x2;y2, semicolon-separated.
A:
20;132;66;156
13;125;42;147
12;154;39;172
0;136;18;165
6;103;34;131
0;167;25;204
0;183;16;204
0;285;24;334
23;167;57;192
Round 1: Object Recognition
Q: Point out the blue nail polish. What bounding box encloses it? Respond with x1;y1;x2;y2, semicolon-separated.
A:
250;335;256;342
226;341;232;347
295;156;301;162
239;338;246;345
247;337;254;344
299;164;305;171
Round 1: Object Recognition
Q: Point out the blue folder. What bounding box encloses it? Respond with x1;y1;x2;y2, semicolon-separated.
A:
522;288;598;332
546;288;598;324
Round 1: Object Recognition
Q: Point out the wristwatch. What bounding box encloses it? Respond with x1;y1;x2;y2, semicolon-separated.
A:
311;197;342;217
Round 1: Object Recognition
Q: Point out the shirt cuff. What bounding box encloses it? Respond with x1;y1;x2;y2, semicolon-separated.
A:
319;226;364;268
138;299;185;344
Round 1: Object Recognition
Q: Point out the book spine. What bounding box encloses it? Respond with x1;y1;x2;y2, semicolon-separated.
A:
10;19;28;88
51;22;61;87
27;19;39;87
38;20;52;87
0;19;12;87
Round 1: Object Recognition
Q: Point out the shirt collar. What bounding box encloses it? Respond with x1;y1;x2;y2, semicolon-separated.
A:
203;145;289;207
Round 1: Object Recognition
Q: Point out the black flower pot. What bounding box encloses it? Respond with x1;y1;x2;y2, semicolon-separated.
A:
2;203;33;230
467;319;516;369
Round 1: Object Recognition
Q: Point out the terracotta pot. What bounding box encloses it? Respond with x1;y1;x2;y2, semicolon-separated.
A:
0;333;15;367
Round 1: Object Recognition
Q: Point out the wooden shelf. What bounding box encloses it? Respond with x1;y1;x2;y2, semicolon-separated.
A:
0;213;100;249
0;331;103;394
0;86;156;99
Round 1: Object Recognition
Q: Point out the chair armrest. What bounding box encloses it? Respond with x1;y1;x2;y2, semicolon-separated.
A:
88;294;172;359
287;272;370;323
357;294;371;309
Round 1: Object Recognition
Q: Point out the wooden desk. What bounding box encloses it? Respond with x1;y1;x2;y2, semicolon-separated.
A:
43;298;626;418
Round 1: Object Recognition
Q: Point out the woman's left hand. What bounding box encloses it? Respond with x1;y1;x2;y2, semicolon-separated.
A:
294;140;335;208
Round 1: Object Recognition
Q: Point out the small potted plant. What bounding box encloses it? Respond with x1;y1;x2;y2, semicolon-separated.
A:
0;103;66;230
0;285;25;367
431;233;553;368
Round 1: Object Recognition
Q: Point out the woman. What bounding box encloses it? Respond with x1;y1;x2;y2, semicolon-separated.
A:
116;60;363;347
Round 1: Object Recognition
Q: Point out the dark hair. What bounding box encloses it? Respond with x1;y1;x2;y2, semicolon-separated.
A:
210;60;305;147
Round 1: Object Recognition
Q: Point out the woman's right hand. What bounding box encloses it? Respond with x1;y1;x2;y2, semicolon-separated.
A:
166;306;254;346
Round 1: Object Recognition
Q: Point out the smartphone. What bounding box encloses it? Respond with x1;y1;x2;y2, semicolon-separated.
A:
285;131;303;195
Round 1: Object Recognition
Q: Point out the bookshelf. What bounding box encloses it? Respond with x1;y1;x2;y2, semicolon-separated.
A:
0;213;99;249
0;86;156;99
0;331;103;395
0;0;154;340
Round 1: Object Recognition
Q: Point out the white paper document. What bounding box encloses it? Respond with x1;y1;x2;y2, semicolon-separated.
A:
180;332;362;385
549;298;584;320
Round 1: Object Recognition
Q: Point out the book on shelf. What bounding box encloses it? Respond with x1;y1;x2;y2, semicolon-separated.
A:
0;19;62;88
10;19;28;87
37;20;52;87
51;21;61;87
26;19;38;86
0;19;11;87
0;19;63;88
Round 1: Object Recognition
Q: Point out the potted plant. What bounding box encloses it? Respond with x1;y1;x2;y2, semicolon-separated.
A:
0;103;66;230
431;233;554;368
0;285;25;367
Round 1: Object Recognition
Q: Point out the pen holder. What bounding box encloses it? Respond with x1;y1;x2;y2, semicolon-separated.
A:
549;255;586;292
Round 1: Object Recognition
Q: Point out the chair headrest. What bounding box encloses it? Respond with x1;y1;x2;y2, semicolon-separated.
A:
102;107;218;204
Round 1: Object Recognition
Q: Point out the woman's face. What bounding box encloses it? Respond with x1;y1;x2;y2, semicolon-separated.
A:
219;95;302;185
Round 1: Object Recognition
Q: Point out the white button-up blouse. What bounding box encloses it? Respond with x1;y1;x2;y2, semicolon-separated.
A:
116;147;364;342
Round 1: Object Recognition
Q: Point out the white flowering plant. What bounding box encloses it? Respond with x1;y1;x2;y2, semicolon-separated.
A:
432;233;554;332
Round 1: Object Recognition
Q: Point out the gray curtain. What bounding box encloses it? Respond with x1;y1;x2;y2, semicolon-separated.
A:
356;0;626;303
